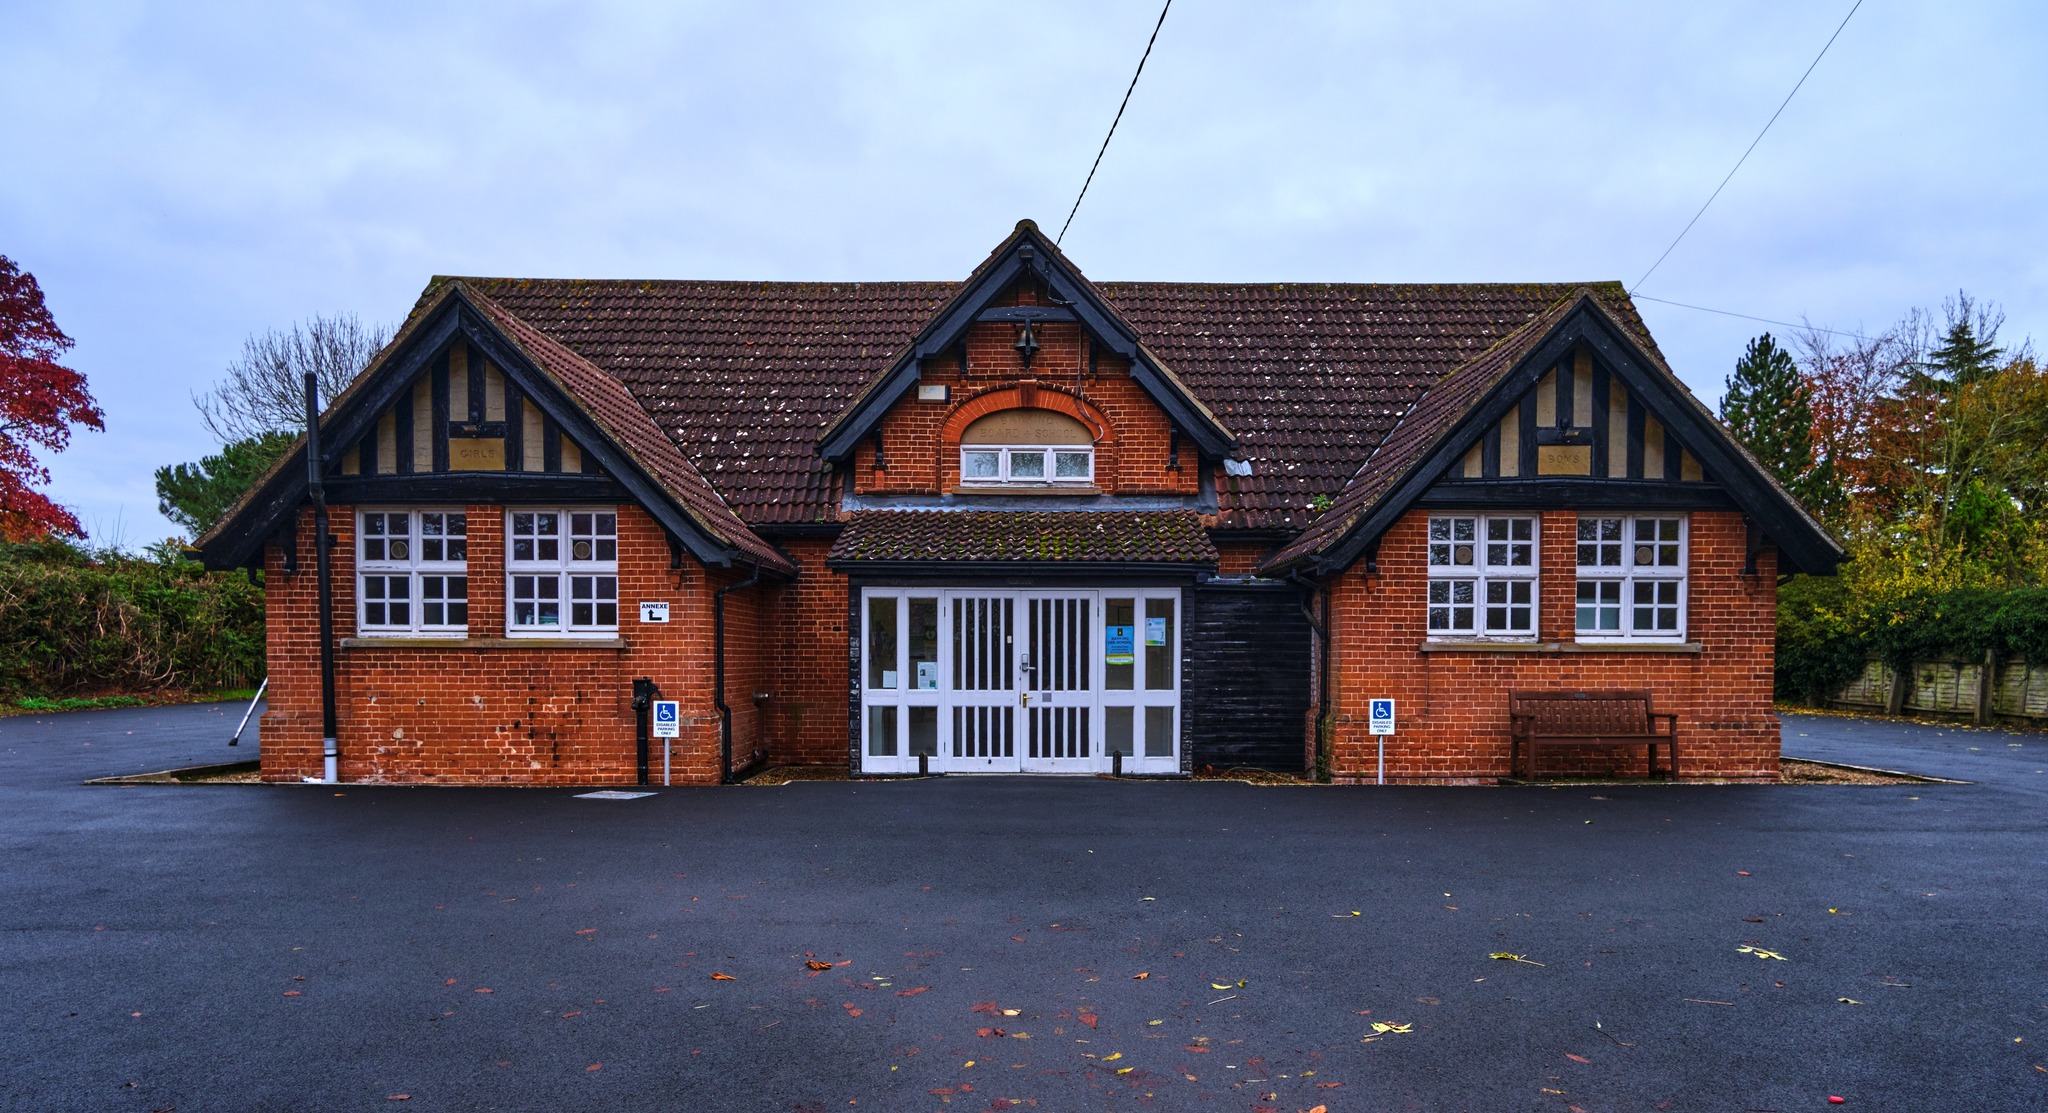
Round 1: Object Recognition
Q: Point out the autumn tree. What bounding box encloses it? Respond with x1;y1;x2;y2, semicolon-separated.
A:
1720;333;1825;513
0;256;103;540
193;313;388;443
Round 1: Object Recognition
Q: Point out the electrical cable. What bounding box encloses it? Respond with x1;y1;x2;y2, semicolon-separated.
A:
1057;0;1172;246
1631;0;1863;293
1630;293;1877;343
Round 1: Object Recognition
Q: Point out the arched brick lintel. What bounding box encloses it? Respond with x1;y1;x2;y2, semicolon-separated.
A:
939;383;1118;449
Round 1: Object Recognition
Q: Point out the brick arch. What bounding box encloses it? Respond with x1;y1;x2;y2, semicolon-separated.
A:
939;383;1118;449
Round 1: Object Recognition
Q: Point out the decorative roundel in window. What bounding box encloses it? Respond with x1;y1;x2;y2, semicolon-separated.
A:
1635;545;1654;565
573;540;593;560
389;539;410;560
1454;544;1474;566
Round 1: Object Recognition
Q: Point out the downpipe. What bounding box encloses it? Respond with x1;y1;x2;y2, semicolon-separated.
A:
713;563;763;784
305;372;340;784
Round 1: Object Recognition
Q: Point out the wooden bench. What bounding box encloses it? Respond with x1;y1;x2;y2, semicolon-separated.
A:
1508;690;1679;780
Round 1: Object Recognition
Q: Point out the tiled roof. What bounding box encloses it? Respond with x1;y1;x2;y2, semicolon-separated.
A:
1259;291;1589;573
431;277;1660;531
828;510;1218;566
462;287;793;574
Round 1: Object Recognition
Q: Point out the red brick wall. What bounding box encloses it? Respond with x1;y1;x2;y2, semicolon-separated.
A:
852;289;1199;499
258;503;768;785
1321;509;1778;783
757;537;853;766
1213;539;1274;577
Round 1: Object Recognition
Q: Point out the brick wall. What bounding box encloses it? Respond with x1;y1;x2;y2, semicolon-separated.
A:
258;502;768;785
852;286;1199;499
1322;509;1779;783
756;536;852;765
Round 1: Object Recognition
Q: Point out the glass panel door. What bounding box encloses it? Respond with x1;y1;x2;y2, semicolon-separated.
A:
1022;594;1093;772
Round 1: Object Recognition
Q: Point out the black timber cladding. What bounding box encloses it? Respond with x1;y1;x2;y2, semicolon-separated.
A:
1184;582;1312;772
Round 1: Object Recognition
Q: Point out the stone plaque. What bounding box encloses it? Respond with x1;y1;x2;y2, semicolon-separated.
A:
1536;444;1592;476
449;437;506;471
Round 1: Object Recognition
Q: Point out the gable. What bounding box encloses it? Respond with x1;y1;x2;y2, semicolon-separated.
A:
1262;294;1843;576
196;286;790;575
818;220;1235;465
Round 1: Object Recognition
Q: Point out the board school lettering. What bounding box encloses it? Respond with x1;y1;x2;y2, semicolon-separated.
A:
198;221;1840;785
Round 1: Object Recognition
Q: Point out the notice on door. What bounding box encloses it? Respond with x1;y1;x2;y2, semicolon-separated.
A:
1145;616;1168;647
1105;625;1135;665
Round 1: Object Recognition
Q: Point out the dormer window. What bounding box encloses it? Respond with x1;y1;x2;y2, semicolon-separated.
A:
957;408;1096;488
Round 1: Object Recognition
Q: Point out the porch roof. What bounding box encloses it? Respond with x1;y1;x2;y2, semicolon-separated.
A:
826;510;1218;569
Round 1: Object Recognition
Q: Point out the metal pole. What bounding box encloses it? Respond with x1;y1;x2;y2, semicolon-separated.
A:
663;736;670;787
228;676;269;746
1377;735;1385;786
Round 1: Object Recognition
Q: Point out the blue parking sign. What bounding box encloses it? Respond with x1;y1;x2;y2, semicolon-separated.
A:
652;699;680;738
1368;699;1395;735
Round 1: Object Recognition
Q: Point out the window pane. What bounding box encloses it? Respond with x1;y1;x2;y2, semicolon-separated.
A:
1009;450;1045;479
1486;579;1532;633
907;706;938;756
1104;598;1135;690
1105;706;1134;756
1143;597;1175;690
963;451;1000;480
1487;516;1534;567
1054;451;1091;479
908;598;939;690
1429;579;1475;632
1144;706;1173;757
867;705;898;757
867;596;899;689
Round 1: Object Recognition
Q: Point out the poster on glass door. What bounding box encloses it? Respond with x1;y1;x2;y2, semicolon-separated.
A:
1105;625;1135;666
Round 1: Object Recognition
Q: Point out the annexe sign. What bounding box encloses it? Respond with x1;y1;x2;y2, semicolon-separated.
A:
640;601;671;623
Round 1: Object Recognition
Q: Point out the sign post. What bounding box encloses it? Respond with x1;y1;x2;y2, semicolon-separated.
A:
1368;699;1396;786
651;699;680;786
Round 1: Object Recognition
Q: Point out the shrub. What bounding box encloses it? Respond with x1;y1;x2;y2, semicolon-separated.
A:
0;539;264;698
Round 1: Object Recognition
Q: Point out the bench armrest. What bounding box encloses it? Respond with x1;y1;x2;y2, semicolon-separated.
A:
1650;713;1677;733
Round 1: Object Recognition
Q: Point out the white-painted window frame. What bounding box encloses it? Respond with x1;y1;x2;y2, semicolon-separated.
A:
355;508;469;636
1574;514;1688;642
959;444;1095;487
1426;514;1538;639
505;508;620;636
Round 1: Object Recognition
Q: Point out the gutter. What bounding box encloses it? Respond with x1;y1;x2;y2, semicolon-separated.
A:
713;562;764;784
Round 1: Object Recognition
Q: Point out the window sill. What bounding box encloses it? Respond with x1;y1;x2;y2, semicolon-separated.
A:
339;636;628;650
1419;639;1702;655
953;485;1103;497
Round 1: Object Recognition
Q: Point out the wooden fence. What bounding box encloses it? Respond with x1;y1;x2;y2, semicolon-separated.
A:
1831;655;2048;723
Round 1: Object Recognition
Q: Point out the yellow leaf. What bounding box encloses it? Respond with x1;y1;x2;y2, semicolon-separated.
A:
1132;972;1149;980
1211;983;1232;990
1736;945;1788;961
963;1060;975;1068
1147;1019;1163;1026
1489;952;1546;967
1116;1067;1134;1075
1001;1009;1020;1016
1101;1052;1122;1062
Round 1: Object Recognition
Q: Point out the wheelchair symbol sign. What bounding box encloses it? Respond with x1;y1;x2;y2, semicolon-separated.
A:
651;699;680;738
1368;699;1396;735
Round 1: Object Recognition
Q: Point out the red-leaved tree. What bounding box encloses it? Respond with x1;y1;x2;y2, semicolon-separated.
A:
0;256;103;540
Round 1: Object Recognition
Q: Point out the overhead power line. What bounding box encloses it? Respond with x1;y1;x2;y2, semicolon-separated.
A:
1057;0;1173;246
1630;293;1877;343
1631;0;1864;293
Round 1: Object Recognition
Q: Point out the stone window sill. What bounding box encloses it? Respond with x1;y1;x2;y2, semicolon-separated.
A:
952;485;1104;497
1418;640;1702;655
339;636;628;650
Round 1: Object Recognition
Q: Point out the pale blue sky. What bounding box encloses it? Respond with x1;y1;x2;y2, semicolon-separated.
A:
3;1;2042;545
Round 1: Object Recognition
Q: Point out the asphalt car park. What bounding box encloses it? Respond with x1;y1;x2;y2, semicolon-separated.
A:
1;703;2042;1112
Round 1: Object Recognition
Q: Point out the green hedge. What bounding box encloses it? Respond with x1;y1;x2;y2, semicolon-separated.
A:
1777;577;2048;703
0;540;265;699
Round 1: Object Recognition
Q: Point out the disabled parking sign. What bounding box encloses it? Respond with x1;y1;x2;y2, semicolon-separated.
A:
651;699;680;738
1368;699;1396;735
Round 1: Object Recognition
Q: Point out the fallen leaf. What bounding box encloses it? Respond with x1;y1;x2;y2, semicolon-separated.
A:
1316;1081;1344;1088
575;928;597;935
896;986;930;997
976;1027;1005;1038
1736;945;1788;961
1838;998;1864;1005
1077;1009;1099;1029
282;991;302;997
1310;1106;1327;1113
1211;983;1233;990
805;960;832;971
443;978;457;986
971;1001;1000;1015
1001;1008;1020;1016
1736;870;1751;876
1132;972;1149;980
709;973;736;981
1369;1021;1413;1034
473;988;493;994
387;1095;410;1101
843;1003;863;1017
1490;952;1547;967
1101;1052;1122;1062
1565;1053;1591;1064
585;1063;601;1071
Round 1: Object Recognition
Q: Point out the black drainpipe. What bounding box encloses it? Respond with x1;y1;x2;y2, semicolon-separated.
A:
305;372;340;783
713;562;764;784
1289;568;1330;782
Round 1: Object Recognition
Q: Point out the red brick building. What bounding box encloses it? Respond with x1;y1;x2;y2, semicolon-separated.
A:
199;221;1839;785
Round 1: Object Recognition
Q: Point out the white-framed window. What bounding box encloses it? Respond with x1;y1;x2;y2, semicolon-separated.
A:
356;509;468;635
960;444;1094;487
1426;515;1537;638
506;509;619;634
1576;515;1687;641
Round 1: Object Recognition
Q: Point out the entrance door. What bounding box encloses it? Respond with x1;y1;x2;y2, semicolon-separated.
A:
858;588;1181;774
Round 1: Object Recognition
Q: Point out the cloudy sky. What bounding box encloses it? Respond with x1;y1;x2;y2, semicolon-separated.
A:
3;1;2042;545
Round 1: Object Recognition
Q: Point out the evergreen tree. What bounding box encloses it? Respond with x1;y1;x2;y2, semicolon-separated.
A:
1924;293;2004;388
1722;332;1823;510
154;430;297;538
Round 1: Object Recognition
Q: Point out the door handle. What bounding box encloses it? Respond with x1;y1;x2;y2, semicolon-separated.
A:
1019;691;1031;707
